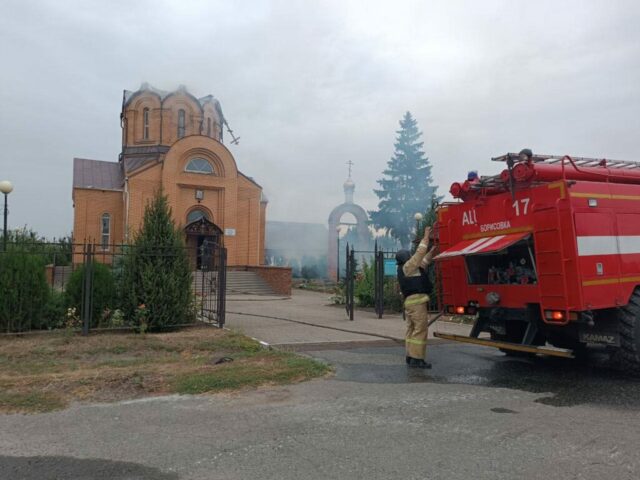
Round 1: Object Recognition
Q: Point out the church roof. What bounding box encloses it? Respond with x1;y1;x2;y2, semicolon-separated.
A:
123;83;225;123
238;171;263;189
73;158;124;191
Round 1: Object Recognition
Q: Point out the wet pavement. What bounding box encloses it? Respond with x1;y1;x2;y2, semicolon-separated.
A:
308;342;640;409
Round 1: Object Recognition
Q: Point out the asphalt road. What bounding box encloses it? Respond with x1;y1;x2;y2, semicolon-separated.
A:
1;343;640;479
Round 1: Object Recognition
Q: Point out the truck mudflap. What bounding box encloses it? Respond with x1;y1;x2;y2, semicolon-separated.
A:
433;332;575;358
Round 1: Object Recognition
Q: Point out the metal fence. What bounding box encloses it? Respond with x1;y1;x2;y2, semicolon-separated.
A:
0;240;227;335
343;242;439;320
344;244;355;321
344;243;398;321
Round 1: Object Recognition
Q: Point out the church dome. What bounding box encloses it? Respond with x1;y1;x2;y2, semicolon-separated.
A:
343;178;355;189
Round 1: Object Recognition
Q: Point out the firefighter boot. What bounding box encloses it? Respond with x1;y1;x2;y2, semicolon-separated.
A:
408;357;432;369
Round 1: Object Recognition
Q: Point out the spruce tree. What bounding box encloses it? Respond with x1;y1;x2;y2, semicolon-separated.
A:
120;191;193;329
370;112;438;248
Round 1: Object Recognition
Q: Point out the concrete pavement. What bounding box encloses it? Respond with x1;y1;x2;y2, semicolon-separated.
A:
226;289;471;346
2;343;639;479
4;290;638;479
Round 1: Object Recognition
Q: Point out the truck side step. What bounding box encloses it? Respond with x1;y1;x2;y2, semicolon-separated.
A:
433;332;575;358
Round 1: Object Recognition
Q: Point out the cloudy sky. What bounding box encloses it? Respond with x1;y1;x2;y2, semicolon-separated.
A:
1;0;640;237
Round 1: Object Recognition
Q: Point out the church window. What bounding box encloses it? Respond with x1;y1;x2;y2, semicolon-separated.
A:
185;158;214;174
143;108;150;140
178;109;185;138
187;209;210;224
207;118;211;137
101;213;110;250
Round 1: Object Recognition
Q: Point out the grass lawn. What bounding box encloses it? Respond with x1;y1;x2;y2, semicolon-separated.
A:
0;328;331;414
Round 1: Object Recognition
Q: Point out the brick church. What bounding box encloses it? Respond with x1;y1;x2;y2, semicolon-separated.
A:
72;83;267;266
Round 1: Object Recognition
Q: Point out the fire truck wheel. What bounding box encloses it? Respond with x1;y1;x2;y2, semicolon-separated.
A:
617;291;640;372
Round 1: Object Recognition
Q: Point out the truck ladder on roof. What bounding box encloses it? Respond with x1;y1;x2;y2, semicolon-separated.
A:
492;153;640;170
473;153;640;192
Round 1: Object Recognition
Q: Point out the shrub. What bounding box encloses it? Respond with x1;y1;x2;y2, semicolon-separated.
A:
7;228;72;266
42;290;66;330
65;263;116;328
0;251;49;332
382;278;403;312
120;192;194;330
301;265;318;280
354;260;375;307
353;260;403;312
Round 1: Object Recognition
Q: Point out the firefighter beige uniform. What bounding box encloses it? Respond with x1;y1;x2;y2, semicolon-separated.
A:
402;240;434;360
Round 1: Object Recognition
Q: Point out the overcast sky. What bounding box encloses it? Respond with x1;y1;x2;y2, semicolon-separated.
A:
1;0;640;237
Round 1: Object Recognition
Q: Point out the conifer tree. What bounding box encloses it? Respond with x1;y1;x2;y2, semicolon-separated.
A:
120;191;193;329
370;112;438;248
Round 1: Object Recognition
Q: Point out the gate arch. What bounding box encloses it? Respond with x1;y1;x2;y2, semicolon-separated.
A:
328;203;369;280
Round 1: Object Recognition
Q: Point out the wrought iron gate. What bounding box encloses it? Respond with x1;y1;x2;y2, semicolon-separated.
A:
344;243;395;321
194;239;227;327
374;248;384;319
344;243;355;321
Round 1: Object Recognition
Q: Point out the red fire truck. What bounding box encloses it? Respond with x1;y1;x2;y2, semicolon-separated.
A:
433;152;640;371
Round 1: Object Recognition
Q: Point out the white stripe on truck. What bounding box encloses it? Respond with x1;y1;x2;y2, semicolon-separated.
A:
577;235;640;256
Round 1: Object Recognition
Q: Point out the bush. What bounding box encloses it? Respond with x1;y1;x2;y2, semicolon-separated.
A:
354;261;375;307
353;260;403;312
0;251;49;332
65;263;116;328
301;265;318;280
7;228;72;266
120;192;194;330
42;290;66;330
382;278;403;312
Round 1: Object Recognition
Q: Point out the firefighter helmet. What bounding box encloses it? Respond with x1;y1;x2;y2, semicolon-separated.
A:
396;249;411;265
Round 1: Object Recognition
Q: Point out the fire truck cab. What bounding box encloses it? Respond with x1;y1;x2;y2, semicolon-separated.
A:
434;152;640;371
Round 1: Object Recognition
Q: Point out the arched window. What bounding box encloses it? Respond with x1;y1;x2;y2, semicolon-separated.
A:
207;118;211;137
143;108;150;140
185;158;214;174
101;213;110;250
178;109;185;138
187;209;209;224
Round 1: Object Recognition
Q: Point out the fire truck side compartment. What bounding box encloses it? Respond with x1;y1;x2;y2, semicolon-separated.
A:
437;177;640;346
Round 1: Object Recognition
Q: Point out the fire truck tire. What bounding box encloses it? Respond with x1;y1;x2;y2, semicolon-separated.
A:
617;290;640;372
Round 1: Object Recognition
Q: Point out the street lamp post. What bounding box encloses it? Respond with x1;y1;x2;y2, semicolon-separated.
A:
0;181;13;252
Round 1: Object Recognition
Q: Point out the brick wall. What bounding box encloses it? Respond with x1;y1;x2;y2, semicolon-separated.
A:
229;265;292;296
72;189;124;245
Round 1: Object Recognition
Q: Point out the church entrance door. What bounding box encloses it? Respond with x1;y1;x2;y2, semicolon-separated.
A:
196;235;217;270
185;217;224;271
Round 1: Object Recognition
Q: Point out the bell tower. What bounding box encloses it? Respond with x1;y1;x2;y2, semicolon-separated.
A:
327;161;370;280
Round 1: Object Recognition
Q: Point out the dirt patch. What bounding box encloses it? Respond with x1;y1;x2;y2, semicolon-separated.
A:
0;328;331;414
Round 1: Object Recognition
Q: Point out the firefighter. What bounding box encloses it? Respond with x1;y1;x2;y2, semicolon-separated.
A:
467;170;480;185
396;226;437;369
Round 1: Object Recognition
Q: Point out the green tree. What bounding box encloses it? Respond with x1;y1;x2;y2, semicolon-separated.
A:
120;191;194;330
370;112;438;248
0;251;49;332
